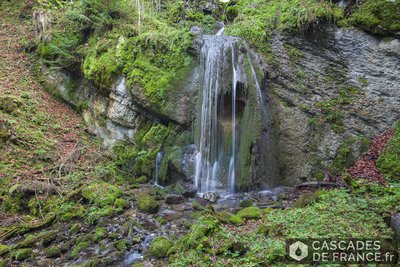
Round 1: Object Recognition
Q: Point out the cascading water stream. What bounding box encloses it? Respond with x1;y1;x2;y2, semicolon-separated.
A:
154;152;163;187
194;29;241;193
228;44;238;193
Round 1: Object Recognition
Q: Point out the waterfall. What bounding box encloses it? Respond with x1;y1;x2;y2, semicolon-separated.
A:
194;31;241;193
154;152;163;187
228;44;238;192
191;25;276;193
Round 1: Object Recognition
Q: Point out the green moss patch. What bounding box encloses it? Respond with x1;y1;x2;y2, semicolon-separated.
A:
149;236;172;258
343;0;400;35
71;241;90;258
378;123;400;182
81;182;122;206
11;248;32;261
137;195;159;213
236;206;262;220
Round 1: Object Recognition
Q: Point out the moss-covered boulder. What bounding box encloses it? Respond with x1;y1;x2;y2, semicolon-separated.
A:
134;176;148;184
69;223;81;234
0;119;12;146
228;214;244;225
0;244;10;256
82;182;122;206
11;248;32;260
114;198;129;210
45;245;61;258
94;227;107;242
149;237;172;258
239;199;254;208
137;195;159;213
114;240;129;251
294;192;322;208
237;206;262;220
71;241;90;258
0;96;20;114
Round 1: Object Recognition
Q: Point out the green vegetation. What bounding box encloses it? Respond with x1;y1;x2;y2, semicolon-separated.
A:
169;188;395;266
45;245;61;258
137;194;159;213
149;236;172;258
225;0;343;55
35;0;217;106
309;86;362;133
236;206;262;220
71;241;89;258
81;182;122;206
11;248;33;261
342;0;400;34
378;123;400;182
331;135;371;175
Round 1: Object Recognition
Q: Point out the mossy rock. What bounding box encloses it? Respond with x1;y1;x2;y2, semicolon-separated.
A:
237;206;262;220
11;248;32;261
294;191;323;208
45;245;61;258
137;195;159;213
17;230;58;248
228;214;244;225
343;0;400;35
114;198;129;209
239;199;254;208
114;240;129;251
0;96;20;114
75;234;93;245
149;237;172;258
81;182;122;206
191;200;204;211
69;223;81;234
86;206;116;224
377;123;400;182
94;227;107;242
0;119;12;145
141;124;170;150
134;176;148;184
71;241;90;258
0;244;10;256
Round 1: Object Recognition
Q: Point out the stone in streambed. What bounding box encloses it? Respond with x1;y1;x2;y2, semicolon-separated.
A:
149;237;172;258
175;181;198;198
81;182;122;206
11;248;32;261
203;192;220;203
45;245;61;258
137;195;159;213
165;194;185;204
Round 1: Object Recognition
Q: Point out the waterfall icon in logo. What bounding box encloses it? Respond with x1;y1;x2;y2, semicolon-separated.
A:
289;241;308;261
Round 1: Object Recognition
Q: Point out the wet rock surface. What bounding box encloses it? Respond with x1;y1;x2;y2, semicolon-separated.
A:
0;182;308;266
270;24;400;184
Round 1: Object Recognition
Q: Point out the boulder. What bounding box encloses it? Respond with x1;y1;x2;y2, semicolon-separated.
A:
203;192;220;203
175;181;198;198
165;194;185;205
391;214;400;242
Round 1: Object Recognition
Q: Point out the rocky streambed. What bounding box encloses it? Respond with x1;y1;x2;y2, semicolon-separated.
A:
0;180;330;266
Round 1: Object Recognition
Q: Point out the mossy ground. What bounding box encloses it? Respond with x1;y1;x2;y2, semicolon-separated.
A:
169;188;397;266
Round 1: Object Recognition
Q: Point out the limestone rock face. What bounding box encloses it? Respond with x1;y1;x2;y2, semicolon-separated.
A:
44;22;399;189
269;24;400;184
